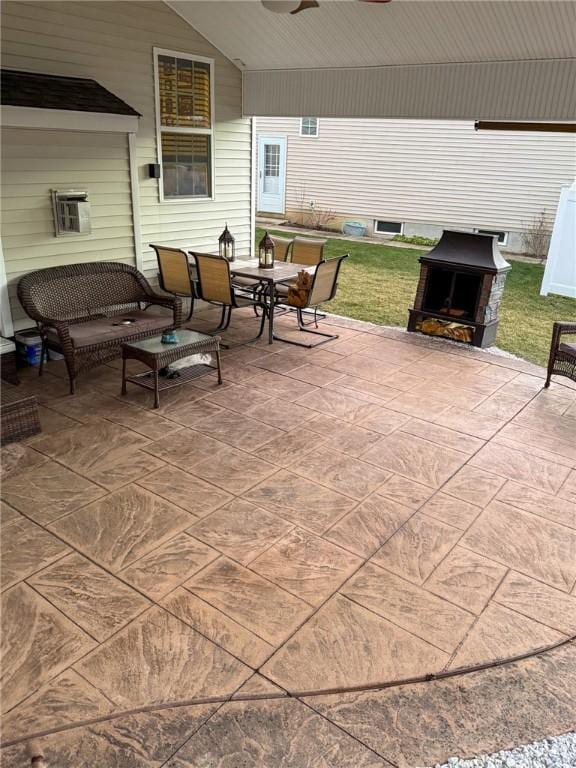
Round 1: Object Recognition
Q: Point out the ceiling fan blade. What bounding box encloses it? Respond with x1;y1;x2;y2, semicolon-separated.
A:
291;0;320;13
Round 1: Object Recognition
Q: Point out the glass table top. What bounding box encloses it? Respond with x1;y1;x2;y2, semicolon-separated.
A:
124;329;216;355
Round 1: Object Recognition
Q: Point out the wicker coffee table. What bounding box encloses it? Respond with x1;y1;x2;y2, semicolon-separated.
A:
121;330;222;408
1;383;41;445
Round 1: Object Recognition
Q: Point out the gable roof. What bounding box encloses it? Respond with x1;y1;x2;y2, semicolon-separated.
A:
1;69;141;117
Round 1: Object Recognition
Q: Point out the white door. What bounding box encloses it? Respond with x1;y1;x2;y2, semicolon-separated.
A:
258;136;286;214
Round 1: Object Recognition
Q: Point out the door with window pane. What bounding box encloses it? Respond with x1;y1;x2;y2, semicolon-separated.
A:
258;136;286;214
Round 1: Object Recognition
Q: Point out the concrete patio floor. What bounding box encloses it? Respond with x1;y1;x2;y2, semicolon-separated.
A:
2;306;575;766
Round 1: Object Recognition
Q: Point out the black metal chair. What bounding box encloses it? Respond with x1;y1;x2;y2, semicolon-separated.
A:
150;244;197;321
272;254;349;347
190;252;267;343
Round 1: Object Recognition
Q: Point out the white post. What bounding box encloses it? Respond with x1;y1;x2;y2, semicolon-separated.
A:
0;238;14;338
250;117;256;257
128;132;144;273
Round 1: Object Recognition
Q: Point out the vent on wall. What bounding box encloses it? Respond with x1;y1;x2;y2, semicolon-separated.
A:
51;190;91;236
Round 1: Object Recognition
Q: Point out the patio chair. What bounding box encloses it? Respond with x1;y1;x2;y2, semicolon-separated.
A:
291;236;327;266
273;254;349;347
190;252;267;343
150;244;197;321
280;236;328;325
270;235;294;262
545;321;576;387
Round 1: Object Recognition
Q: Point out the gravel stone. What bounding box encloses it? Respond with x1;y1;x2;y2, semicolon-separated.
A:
426;731;576;768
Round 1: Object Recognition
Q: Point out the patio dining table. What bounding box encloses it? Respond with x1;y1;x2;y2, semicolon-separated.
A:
187;255;313;345
230;259;314;344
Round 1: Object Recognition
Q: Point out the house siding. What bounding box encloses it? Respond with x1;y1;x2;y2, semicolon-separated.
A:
1;129;134;327
256;117;576;252
1;0;251;330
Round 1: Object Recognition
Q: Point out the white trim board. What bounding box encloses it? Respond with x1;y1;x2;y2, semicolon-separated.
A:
0;239;14;338
128;133;144;273
1;105;139;133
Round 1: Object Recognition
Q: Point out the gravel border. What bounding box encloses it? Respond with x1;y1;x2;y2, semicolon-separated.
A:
426;731;576;768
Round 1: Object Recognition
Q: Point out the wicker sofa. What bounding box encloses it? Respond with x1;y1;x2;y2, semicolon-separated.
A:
18;262;182;394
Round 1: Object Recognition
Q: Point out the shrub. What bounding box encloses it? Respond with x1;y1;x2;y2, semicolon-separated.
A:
392;234;438;247
521;210;552;262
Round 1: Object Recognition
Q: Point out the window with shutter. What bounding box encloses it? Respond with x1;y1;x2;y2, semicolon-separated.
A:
154;48;214;200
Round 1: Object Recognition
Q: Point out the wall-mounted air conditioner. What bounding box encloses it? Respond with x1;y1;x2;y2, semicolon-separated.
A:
51;189;91;236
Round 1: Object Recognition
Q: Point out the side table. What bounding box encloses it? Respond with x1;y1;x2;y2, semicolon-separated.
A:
121;330;222;409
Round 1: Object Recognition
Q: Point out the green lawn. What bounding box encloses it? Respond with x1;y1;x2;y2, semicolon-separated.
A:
256;228;575;366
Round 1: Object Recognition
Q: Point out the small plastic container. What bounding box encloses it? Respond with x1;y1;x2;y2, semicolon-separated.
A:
15;330;42;366
342;221;367;237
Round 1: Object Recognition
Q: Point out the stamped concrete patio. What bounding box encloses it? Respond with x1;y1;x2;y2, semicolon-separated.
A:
2;306;576;766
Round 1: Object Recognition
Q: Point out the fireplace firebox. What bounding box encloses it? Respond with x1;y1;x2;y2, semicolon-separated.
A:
408;231;511;347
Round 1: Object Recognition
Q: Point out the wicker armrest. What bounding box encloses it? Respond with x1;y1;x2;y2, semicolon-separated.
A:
555;322;576;335
143;292;183;327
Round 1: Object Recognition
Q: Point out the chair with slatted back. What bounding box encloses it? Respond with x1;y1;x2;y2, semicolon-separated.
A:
273;254;349;347
190;252;267;343
279;236;328;324
270;235;294;263
150;244;197;321
291;236;327;266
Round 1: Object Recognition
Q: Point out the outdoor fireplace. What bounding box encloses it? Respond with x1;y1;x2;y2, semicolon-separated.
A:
407;230;511;348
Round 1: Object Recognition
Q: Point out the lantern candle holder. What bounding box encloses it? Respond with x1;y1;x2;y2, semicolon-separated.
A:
219;223;235;262
258;231;275;270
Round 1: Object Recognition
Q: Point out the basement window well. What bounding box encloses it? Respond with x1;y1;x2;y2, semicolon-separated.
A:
375;220;403;235
475;229;508;245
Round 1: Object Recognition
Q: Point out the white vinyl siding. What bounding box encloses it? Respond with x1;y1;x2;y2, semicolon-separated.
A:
1;129;134;328
0;0;251;329
256;117;576;235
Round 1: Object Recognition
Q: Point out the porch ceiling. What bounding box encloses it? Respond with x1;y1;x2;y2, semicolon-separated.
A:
169;0;576;120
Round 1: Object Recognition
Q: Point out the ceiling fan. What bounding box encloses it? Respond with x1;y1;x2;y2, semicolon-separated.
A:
262;1;391;14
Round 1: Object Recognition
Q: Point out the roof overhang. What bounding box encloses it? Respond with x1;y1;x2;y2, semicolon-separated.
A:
243;59;576;120
1;105;140;133
169;0;576;121
1;69;141;132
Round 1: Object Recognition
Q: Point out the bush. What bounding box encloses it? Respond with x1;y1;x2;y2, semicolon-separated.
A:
521;210;552;261
392;234;438;247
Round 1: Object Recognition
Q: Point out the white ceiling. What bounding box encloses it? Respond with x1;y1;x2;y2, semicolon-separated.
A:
169;0;576;72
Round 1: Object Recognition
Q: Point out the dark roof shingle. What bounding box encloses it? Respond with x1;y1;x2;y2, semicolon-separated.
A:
1;69;141;116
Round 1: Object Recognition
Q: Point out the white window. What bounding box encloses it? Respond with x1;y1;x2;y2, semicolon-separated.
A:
300;117;319;137
375;220;403;235
154;48;215;201
476;229;508;245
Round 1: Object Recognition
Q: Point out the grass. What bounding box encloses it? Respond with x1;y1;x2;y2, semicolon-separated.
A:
256;228;575;366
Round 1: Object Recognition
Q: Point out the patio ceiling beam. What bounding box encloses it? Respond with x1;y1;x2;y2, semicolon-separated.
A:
475;121;576;133
242;59;576;121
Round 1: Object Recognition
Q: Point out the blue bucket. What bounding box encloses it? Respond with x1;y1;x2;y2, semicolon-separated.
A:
342;221;367;237
15;330;42;366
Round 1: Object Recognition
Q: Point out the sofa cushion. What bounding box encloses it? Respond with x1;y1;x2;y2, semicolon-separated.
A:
46;311;172;349
559;342;576;358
